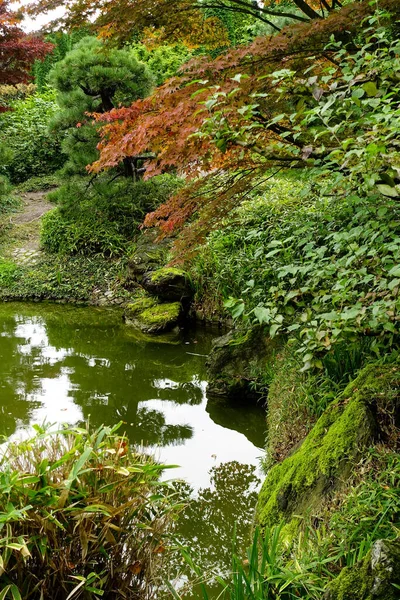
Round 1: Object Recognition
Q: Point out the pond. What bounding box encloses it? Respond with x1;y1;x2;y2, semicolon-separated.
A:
0;303;266;584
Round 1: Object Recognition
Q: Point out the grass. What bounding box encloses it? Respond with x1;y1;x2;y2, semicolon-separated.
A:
0;253;133;304
0;423;181;599
169;445;400;600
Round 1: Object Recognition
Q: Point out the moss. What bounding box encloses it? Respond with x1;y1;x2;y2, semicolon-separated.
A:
257;363;400;531
126;301;181;334
325;539;400;600
124;296;157;319
149;267;186;284
140;302;181;324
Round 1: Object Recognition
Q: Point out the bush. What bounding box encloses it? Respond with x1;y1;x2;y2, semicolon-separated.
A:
131;44;192;86
0;90;65;183
0;423;178;599
41;174;183;256
192;176;400;369
0;260;22;286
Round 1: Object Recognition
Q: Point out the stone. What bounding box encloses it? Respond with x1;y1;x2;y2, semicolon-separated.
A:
124;296;181;334
323;538;400;600
257;363;400;538
142;267;192;302
206;326;278;400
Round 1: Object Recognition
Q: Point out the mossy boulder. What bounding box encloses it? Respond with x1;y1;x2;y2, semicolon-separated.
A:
324;539;400;600
127;230;172;281
124;297;157;322
257;363;400;533
124;297;181;334
206;326;278;400
142;267;192;302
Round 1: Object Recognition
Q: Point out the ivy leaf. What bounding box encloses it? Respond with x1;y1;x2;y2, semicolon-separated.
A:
269;323;281;337
231;302;245;319
388;265;400;277
362;81;378;97
377;184;399;198
254;306;270;324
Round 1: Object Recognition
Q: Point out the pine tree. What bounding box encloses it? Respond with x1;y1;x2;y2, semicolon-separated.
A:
49;36;154;176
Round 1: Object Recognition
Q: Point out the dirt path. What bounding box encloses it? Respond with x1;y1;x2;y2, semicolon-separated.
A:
4;190;54;264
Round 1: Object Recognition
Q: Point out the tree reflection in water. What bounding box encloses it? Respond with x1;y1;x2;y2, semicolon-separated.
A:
167;461;261;596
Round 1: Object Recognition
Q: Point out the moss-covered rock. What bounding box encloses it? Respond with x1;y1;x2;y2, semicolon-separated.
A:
324;539;400;600
124;296;157;322
257;363;400;532
142;267;192;301
206;326;279;400
124;297;181;334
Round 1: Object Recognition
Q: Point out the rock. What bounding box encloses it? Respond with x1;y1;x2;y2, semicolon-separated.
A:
257;363;400;537
206;327;278;400
142;267;192;302
124;297;157;324
323;538;400;600
124;297;181;334
127;230;172;281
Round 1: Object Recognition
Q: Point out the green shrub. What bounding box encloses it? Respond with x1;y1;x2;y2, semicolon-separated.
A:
0;90;66;183
193;176;400;369
0;260;22;287
41;174;183;256
131;44;193;86
0;423;178;599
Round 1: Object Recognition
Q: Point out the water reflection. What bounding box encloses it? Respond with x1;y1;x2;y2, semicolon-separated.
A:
0;303;265;490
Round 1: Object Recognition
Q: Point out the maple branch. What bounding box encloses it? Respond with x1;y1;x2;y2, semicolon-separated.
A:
177;0;310;23
198;2;282;30
196;2;282;30
291;0;323;19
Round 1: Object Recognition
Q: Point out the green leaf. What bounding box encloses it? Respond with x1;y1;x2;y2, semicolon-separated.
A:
253;306;270;323
231;302;245;319
269;323;281;337
377;184;399;198
362;81;378;97
388;278;400;290
388;265;400;277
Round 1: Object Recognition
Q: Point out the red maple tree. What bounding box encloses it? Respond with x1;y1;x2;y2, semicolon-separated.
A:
0;0;53;86
88;0;400;248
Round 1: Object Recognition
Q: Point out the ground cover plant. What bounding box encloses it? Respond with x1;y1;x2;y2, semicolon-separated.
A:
0;423;179;599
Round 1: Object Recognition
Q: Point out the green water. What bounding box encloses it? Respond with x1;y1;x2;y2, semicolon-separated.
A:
0;302;265;577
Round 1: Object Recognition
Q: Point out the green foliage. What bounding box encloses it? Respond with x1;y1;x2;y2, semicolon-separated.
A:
131;44;192;86
33;31;89;91
0;260;22;286
0;90;65;183
193;176;400;370
290;15;400;201
0;254;130;303
0;423;178;599
50;36;154;175
171;525;329;600
41;174;182;256
327;447;400;567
